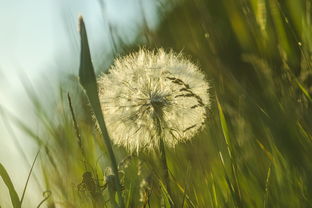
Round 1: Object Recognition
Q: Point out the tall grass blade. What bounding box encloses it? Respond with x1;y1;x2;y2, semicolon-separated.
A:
217;98;243;207
0;163;21;208
20;150;40;204
158;178;174;207
78;16;124;208
216;96;232;159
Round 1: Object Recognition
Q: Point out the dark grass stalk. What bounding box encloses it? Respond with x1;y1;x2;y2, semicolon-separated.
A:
159;137;173;204
67;93;87;170
180;165;190;208
78;16;124;208
155;116;175;207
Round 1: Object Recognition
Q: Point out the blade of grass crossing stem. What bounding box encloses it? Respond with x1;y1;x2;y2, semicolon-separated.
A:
159;178;174;206
78;16;124;208
169;171;196;208
20;150;40;204
0;163;21;208
295;79;312;102
216;96;232;159
217;98;243;207
211;173;219;208
218;152;237;206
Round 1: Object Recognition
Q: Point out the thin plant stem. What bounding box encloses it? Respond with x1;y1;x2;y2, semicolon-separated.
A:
159;137;174;207
21;150;40;204
156;116;174;207
67;93;87;170
36;191;51;208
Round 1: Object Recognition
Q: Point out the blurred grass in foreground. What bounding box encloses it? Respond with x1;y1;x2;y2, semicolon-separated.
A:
2;0;312;207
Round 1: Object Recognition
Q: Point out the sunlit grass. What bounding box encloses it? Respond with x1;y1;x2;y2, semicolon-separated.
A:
1;0;312;207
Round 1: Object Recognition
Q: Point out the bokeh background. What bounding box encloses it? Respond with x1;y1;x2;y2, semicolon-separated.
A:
1;0;312;207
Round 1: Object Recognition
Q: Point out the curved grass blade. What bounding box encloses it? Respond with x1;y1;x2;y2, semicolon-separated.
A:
78;16;124;208
20;150;40;204
36;191;51;208
0;163;21;208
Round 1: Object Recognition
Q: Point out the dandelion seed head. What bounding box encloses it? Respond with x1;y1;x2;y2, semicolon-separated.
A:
98;49;210;153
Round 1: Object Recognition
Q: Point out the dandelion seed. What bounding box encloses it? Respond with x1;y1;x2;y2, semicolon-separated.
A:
98;49;210;153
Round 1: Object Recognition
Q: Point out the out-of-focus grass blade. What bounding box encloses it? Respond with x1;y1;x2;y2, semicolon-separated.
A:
20;150;40;204
268;0;291;57
217;99;243;208
295;79;312;102
263;165;271;208
125;183;132;208
158;178;174;207
78;16;124;208
0;163;21;208
218;152;237;206
36;191;52;208
256;140;273;161
216;96;232;159
210;173;219;208
169;171;196;208
0;106;43;146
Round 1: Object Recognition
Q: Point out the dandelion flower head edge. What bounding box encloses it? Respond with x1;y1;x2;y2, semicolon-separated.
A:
98;49;210;153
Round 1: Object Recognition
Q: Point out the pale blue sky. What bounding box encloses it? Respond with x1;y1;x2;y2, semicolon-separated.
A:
0;0;161;206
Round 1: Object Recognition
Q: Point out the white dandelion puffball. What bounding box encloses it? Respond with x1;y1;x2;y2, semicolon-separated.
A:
98;49;210;153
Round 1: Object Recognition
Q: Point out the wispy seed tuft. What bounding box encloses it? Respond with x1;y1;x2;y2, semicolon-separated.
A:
98;49;210;153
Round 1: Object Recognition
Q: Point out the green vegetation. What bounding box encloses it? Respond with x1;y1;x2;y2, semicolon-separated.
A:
1;0;312;207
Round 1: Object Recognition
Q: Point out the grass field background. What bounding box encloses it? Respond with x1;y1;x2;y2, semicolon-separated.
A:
1;0;312;207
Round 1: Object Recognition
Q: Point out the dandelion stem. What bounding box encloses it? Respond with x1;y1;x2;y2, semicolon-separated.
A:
156;114;174;207
159;136;174;207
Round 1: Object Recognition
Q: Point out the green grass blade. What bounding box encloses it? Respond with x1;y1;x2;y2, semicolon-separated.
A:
78;16;124;208
217;97;243;207
20;150;40;204
216;96;232;159
295;79;312;102
158;178;174;207
0;163;21;208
